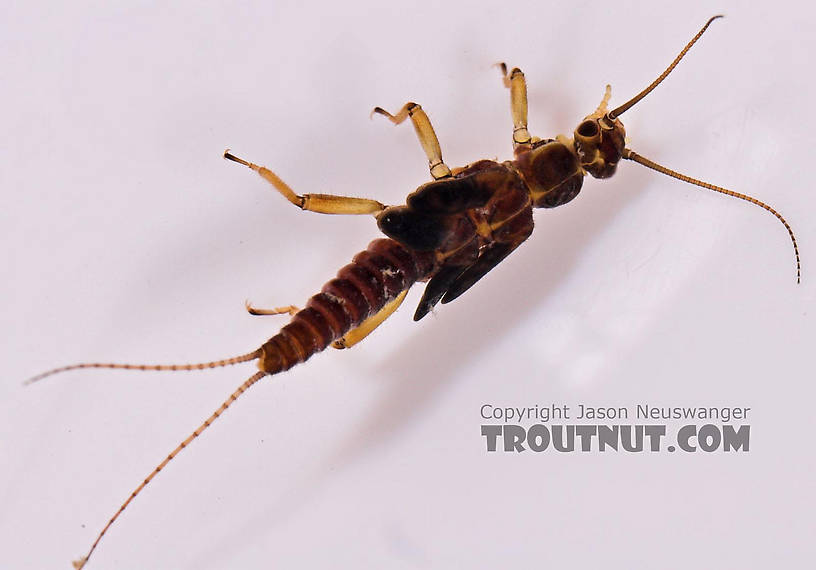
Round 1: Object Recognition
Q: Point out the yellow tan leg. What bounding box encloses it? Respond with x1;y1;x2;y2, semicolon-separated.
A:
224;151;385;215
331;290;408;349
497;63;532;149
245;301;299;316
372;103;452;180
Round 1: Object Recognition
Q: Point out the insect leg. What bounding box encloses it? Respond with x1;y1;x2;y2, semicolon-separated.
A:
331;289;408;349
497;64;532;149
224;151;386;215
372;102;452;180
245;302;300;316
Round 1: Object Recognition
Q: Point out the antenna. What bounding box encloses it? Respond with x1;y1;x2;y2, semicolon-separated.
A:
609;15;723;119
622;149;800;283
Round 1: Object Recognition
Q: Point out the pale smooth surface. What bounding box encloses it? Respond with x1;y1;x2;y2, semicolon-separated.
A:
2;1;814;569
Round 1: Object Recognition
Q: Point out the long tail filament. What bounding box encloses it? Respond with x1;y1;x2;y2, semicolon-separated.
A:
71;370;268;569
24;350;262;385
26;349;265;567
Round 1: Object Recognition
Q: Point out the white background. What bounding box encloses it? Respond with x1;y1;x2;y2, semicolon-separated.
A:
2;1;814;568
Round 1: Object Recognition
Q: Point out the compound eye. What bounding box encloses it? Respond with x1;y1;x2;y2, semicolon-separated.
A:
576;120;599;138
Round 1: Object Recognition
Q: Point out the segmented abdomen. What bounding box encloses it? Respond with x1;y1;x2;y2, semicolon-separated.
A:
258;238;435;374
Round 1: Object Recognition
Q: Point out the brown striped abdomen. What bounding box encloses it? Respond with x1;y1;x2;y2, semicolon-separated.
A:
257;239;435;374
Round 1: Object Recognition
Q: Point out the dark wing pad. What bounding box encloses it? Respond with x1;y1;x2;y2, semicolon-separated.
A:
377;206;450;252
413;263;467;321
407;170;499;215
440;241;518;305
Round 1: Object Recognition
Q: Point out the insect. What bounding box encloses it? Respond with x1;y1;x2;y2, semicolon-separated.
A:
27;15;800;569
